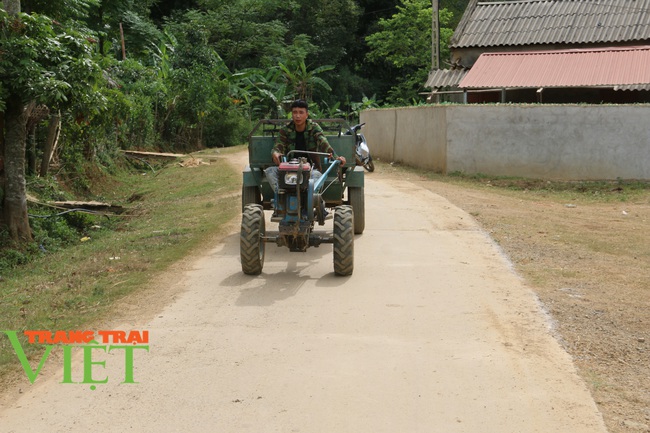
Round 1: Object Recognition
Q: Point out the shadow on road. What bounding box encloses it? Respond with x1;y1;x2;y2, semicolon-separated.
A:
215;233;350;306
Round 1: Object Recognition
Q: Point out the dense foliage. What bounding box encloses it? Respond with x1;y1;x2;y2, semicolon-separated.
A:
0;0;464;257
4;0;462;148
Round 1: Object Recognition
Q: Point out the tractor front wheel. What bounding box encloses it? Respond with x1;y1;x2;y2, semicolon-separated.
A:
333;205;354;276
240;204;265;275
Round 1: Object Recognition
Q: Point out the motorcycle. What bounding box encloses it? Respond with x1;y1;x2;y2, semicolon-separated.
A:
346;123;374;172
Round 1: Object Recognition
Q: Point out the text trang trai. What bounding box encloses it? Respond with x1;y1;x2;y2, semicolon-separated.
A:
1;330;149;389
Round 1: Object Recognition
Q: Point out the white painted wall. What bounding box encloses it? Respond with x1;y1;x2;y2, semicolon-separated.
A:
361;105;650;180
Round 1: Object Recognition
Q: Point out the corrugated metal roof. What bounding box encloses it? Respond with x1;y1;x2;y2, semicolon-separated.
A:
425;68;469;88
451;0;650;48
458;45;650;89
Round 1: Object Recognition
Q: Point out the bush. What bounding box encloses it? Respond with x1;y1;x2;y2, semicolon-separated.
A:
0;230;38;274
166;66;248;149
30;215;79;250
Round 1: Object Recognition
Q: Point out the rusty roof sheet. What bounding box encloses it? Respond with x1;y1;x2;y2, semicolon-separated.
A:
425;68;469;89
451;0;650;48
459;45;650;89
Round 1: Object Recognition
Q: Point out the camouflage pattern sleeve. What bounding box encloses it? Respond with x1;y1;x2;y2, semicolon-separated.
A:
311;122;338;157
272;126;290;156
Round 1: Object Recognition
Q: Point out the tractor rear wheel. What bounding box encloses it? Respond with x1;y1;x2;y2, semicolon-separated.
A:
333;205;354;276
240;204;265;275
242;185;261;211
348;187;365;234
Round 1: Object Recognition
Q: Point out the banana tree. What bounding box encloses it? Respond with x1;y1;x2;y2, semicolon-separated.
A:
278;60;334;102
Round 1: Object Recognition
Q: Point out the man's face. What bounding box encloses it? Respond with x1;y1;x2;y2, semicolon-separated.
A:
291;107;308;130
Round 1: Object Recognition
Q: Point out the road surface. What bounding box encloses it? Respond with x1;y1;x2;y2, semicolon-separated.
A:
0;158;608;432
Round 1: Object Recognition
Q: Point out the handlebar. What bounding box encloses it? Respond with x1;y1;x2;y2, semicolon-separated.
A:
285;150;332;160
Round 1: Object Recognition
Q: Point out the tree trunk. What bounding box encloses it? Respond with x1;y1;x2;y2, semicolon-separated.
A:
1;0;33;242
0;112;5;227
4;0;21;16
2;94;33;242
40;112;61;177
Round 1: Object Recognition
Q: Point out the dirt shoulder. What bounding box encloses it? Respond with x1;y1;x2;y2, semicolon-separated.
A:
378;163;650;433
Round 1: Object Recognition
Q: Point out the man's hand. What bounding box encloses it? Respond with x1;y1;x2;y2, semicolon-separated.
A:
272;152;282;166
329;153;346;166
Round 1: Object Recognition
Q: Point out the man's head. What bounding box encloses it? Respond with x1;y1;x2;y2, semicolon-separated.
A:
290;99;309;131
291;99;309;110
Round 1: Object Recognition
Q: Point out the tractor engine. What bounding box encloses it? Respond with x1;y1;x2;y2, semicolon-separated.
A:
277;159;311;217
275;158;313;251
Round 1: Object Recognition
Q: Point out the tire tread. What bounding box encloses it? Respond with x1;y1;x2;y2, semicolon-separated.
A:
240;204;265;275
333;205;354;276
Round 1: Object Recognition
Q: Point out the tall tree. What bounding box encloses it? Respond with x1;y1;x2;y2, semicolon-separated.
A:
150;0;200;24
0;5;104;243
287;0;360;67
179;0;300;71
21;0;99;20
365;0;453;103
0;0;32;242
85;0;160;59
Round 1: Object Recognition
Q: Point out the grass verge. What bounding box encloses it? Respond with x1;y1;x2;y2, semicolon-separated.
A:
0;147;243;381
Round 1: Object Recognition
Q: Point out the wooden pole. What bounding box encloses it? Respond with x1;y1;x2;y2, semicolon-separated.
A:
432;0;440;70
119;23;126;60
40;112;61;177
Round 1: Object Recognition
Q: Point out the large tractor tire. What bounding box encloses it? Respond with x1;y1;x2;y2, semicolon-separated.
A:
242;185;261;211
347;187;365;234
333;205;354;276
240;204;265;275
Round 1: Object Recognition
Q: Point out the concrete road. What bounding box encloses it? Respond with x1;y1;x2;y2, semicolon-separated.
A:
0;167;608;432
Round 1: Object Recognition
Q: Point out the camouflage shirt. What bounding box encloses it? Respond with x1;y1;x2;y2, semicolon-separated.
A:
272;119;338;170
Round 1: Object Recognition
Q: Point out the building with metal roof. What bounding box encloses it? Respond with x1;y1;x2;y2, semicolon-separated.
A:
426;0;650;102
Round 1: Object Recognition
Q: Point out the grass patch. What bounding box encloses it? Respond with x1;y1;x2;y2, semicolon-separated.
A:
0;148;241;380
444;171;650;203
386;161;650;203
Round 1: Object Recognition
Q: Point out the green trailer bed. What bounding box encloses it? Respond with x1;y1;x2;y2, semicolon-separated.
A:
243;119;364;208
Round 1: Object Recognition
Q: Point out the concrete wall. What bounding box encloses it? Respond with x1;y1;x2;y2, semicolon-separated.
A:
361;106;448;172
365;109;397;162
360;104;650;180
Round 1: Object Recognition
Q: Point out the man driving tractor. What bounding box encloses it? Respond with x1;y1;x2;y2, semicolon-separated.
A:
241;99;361;275
264;99;346;194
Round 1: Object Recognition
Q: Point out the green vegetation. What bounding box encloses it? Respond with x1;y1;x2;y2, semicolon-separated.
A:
0;0;470;378
366;0;455;103
386;163;650;203
1;0;462;247
0;149;240;377
445;172;650;203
